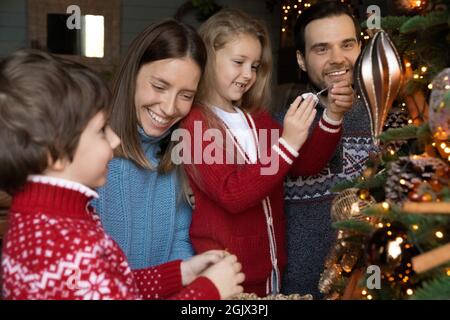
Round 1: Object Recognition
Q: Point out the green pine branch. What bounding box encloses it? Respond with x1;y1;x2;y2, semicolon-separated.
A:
410;274;450;300
379;125;419;143
355;171;388;190
400;11;449;34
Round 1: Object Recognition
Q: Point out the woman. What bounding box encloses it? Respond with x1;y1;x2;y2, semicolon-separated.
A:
92;19;205;269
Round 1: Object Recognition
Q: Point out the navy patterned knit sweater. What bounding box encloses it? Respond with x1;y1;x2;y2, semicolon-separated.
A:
273;82;377;298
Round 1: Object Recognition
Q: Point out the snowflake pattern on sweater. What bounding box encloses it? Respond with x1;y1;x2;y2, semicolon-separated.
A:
1;177;219;300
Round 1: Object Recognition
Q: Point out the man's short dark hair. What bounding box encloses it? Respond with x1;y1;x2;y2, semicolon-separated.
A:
294;0;361;55
0;49;110;194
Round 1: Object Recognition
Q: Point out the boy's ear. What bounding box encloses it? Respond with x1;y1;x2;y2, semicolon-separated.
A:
296;50;307;72
46;153;68;172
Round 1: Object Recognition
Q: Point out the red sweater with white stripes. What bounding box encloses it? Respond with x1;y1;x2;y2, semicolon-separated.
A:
1;180;219;300
180;106;342;297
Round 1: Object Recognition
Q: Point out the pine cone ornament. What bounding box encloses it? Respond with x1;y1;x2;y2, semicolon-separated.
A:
383;107;409;130
382;107;410;153
385;156;448;203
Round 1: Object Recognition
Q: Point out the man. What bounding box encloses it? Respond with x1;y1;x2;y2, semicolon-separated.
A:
273;1;377;298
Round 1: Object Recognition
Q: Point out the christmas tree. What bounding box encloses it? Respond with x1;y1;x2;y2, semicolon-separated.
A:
319;0;450;300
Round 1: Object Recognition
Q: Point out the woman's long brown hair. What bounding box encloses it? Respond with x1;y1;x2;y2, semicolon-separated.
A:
109;19;206;173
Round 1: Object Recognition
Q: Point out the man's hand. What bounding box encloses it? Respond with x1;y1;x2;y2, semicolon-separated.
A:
326;80;355;121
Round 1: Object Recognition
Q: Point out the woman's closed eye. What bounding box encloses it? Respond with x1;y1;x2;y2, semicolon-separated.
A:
181;93;194;101
152;84;166;91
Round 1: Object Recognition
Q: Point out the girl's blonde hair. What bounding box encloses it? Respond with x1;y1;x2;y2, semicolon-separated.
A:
196;8;273;112
182;10;273;200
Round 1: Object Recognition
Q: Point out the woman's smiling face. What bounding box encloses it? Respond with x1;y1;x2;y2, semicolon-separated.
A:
134;57;201;137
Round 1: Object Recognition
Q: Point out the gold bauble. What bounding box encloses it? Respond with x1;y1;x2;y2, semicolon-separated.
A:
331;188;376;222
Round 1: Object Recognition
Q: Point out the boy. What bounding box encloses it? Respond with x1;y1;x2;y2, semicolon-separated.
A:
0;49;244;300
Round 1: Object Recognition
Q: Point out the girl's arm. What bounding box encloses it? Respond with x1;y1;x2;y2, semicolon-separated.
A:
284;110;342;177
180;111;298;214
132;260;220;300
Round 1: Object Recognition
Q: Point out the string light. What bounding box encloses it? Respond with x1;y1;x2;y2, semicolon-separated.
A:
382;202;390;210
428;83;433;90
412;224;419;231
280;1;316;33
421;66;427;73
435;231;444;239
406;289;414;296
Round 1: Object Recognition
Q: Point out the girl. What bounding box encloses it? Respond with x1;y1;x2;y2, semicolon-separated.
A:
92;19;202;269
180;9;343;296
0;49;244;300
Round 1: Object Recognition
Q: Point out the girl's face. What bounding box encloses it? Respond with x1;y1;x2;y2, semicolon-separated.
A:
210;33;262;109
135;58;201;137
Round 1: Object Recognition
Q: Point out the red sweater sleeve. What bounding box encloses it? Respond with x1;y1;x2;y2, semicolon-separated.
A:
133;261;220;300
258;110;342;177
285;113;342;177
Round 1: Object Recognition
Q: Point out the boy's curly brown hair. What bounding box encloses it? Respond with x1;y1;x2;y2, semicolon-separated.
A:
0;49;110;194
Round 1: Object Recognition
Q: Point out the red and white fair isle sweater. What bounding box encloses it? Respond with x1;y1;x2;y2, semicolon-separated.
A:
180;106;342;297
1;176;220;300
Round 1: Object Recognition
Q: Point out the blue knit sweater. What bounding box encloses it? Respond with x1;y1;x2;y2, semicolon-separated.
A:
91;127;194;269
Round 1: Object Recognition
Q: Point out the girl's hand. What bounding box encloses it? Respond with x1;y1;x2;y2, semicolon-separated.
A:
282;95;317;151
200;254;245;299
180;250;227;286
